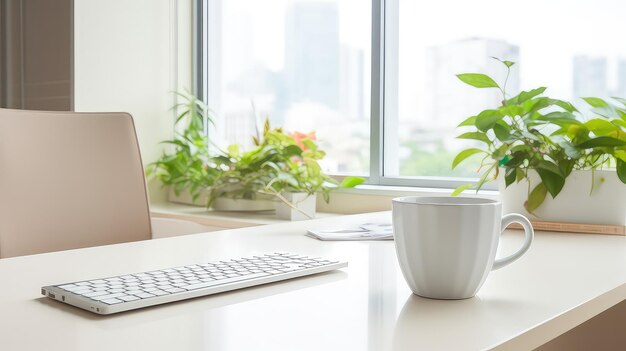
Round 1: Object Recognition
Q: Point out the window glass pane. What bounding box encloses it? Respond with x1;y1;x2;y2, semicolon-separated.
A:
384;0;623;178
207;0;371;176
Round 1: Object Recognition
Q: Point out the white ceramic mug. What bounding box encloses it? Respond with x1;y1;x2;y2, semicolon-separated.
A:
392;196;533;299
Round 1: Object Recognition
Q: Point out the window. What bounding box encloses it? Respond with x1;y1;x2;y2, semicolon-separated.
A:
199;0;622;188
201;0;371;176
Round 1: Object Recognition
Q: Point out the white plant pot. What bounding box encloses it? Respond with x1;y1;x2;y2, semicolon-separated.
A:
168;188;208;206
275;192;316;221
168;188;275;211
498;169;626;225
212;197;276;212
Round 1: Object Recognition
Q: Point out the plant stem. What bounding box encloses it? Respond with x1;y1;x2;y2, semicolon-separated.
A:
501;66;511;104
260;188;314;220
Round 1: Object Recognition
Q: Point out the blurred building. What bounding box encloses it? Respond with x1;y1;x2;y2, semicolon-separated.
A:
284;1;340;112
573;55;608;98
423;38;520;131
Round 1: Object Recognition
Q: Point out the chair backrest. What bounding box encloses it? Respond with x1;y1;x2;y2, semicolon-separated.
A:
0;108;152;258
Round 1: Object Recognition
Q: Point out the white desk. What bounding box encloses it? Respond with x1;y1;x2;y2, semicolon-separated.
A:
1;212;626;350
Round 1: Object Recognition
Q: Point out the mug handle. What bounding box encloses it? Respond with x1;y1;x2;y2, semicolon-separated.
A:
492;213;534;271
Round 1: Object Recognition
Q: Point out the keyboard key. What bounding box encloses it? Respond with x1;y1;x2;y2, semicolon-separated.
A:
135;292;155;299
60;285;85;292
125;289;144;295
82;290;110;298
101;298;123;305
150;290;170;296
71;288;93;295
119;295;141;302
91;293;129;301
184;273;270;291
164;288;185;293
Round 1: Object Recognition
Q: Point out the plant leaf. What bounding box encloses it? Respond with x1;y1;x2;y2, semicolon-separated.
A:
475;109;503;132
541;111;578;122
617;159;626;184
452;148;484;169
491;57;515;68
583;97;609;108
457;132;491;144
456;73;500;89
558;140;581;159
576;137;626;149
507;87;546;105
612;119;626;129
516;168;525;182
551;99;578;113
340;176;365;188
536;160;562;176
615;150;626;162
504;167;516;187
518;87;546;103
585;118;618;135
535;168;565;198
499;105;524;117
457;116;476;127
525;183;547;213
493;123;511;141
451;183;475;196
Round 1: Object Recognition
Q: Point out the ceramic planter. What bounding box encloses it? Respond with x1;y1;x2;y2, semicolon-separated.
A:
498;169;626;225
275;192;316;221
168;188;275;211
211;196;276;212
168;188;209;206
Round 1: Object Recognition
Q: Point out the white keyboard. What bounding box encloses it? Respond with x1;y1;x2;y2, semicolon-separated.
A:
42;252;347;315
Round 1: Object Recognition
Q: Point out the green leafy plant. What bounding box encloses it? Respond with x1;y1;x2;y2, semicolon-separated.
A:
149;93;364;216
208;119;364;217
148;91;217;201
452;58;626;212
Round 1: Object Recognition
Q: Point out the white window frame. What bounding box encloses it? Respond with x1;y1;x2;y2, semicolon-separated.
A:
195;0;493;191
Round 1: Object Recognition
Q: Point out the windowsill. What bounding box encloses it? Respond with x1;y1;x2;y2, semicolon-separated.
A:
333;183;499;198
315;184;500;214
150;185;501;228
150;201;340;229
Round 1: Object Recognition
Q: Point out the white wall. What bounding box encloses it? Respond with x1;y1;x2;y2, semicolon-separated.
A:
73;0;192;202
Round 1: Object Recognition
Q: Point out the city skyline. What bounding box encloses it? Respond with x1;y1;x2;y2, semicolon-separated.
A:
208;0;626;176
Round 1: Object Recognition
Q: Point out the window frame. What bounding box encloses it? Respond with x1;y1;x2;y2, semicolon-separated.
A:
196;0;494;191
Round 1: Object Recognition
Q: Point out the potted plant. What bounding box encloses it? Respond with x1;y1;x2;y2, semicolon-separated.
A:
208;119;364;220
149;92;364;219
451;58;626;225
148;91;217;205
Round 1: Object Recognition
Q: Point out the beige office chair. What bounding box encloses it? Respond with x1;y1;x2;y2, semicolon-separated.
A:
0;108;152;258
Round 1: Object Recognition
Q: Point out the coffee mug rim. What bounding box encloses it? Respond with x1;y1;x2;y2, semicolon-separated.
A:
392;196;500;206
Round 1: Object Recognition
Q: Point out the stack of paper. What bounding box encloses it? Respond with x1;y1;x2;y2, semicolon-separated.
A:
306;223;393;241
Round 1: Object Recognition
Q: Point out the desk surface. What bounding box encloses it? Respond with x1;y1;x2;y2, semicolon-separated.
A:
2;212;626;351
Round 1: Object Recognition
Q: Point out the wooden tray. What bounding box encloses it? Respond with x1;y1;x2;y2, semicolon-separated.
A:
508;221;625;235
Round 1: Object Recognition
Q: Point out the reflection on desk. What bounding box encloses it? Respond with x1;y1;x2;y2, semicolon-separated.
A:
1;211;626;350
